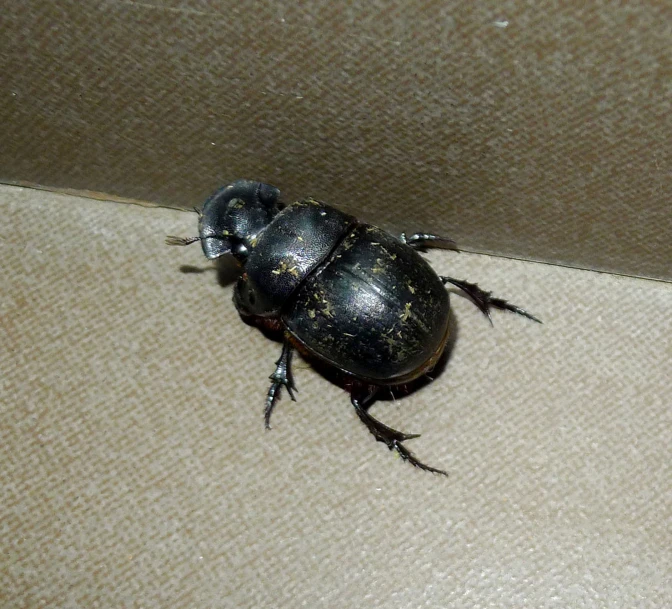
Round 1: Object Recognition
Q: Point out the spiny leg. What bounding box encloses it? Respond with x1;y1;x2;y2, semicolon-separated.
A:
400;232;459;252
440;276;542;324
351;386;447;476
265;339;297;429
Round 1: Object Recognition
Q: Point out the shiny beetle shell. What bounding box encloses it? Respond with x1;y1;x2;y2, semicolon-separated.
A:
281;222;450;383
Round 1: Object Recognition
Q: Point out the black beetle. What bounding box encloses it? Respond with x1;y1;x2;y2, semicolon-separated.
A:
167;179;540;475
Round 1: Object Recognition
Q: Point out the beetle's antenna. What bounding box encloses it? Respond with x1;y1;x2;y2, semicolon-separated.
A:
166;235;202;246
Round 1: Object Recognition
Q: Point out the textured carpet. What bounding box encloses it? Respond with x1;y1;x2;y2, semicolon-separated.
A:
2;185;670;608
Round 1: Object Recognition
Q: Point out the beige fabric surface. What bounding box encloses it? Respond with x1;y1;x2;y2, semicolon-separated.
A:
2;185;670;608
2;1;671;280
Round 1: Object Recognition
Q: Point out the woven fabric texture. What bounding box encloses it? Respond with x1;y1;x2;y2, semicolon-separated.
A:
1;1;671;280
2;185;670;608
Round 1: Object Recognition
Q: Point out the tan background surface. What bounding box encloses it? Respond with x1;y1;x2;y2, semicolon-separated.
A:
2;1;671;280
2;185;670;607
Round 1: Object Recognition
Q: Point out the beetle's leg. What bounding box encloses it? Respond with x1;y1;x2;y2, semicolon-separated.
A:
440;276;542;324
264;339;298;429
351;387;447;476
400;232;458;252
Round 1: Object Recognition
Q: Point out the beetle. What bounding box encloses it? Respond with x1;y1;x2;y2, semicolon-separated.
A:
167;179;540;475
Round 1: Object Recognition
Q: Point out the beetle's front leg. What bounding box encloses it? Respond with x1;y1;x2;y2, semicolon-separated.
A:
265;338;298;429
440;276;542;324
351;386;447;476
400;232;458;251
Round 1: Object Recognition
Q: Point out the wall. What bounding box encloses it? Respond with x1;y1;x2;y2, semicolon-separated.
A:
2;1;670;279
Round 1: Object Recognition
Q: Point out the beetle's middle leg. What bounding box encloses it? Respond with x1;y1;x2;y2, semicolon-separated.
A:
440;276;542;324
265;338;298;429
351;386;447;476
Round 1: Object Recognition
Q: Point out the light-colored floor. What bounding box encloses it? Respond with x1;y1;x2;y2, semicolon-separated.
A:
2;185;670;608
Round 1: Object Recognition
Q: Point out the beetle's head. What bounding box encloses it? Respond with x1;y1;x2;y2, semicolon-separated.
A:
196;180;282;262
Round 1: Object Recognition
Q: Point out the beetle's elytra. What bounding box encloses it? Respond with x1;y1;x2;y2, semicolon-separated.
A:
167;179;540;475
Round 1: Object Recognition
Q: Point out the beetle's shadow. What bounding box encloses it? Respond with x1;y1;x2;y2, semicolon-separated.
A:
178;256;241;288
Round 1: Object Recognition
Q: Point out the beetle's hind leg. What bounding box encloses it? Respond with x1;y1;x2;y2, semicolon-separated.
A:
440;276;542;324
351;387;447;476
400;232;458;252
264;339;298;429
